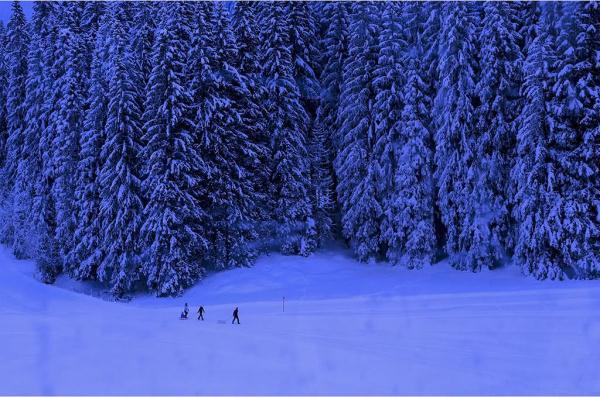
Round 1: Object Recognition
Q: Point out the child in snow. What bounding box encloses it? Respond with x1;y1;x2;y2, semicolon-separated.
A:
197;306;205;321
181;303;189;319
232;307;240;324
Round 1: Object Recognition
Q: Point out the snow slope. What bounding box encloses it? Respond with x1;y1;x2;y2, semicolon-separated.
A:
1;245;600;395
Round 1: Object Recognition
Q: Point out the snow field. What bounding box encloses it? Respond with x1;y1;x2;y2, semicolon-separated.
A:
1;246;599;394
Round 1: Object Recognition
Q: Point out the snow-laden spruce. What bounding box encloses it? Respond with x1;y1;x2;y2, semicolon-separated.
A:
141;3;206;296
69;9;110;282
193;4;263;269
335;3;383;262
1;1;29;257
433;2;478;271
97;3;145;296
466;1;521;269
260;2;313;256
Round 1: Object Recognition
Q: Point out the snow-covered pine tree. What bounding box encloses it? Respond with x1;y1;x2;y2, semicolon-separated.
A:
185;1;214;252
512;1;539;53
0;22;7;184
232;1;270;230
253;2;271;42
433;2;478;270
0;20;7;248
232;2;261;77
508;1;539;205
17;2;54;261
69;11;111;281
192;3;264;269
579;1;600;277
394;57;436;269
373;2;407;262
34;3;62;282
47;3;86;273
2;1;28;196
259;2;313;255
461;1;522;270
307;114;334;249
380;2;435;268
319;2;350;152
130;2;157;126
80;2;106;93
316;2;350;238
287;2;320;110
141;3;205;296
1;1;29;254
335;2;383;262
187;1;215;99
96;2;145;296
287;4;322;249
421;1;442;98
512;16;564;279
546;2;600;278
417;2;446;250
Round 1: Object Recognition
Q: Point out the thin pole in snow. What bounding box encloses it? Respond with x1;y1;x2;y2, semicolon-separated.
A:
283;296;285;313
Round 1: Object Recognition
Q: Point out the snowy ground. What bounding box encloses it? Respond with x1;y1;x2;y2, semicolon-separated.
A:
1;245;600;395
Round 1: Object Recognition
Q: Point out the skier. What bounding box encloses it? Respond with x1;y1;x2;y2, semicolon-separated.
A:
181;303;189;319
232;307;240;324
197;305;205;321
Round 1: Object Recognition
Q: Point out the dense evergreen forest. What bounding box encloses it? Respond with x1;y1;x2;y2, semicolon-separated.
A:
0;1;598;297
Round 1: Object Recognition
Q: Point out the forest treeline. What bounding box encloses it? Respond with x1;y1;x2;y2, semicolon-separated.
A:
0;2;598;296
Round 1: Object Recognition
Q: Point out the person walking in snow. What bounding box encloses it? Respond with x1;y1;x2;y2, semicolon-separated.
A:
181;303;189;319
232;307;240;324
197;305;205;321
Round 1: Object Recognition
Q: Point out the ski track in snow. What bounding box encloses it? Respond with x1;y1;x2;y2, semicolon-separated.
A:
1;246;600;395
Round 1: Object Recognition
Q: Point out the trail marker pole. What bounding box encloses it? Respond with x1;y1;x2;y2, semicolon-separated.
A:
283;296;285;313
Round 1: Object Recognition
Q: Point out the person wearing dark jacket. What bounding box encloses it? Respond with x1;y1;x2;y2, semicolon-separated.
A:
232;307;240;324
197;306;205;321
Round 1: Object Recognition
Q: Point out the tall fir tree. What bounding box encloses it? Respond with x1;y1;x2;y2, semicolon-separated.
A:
19;2;55;261
513;1;540;53
316;2;351;238
0;22;7;184
287;2;320;109
373;2;406;262
141;3;205;296
194;4;264;269
232;2;261;76
35;3;62;282
2;1;28;196
96;3;145;296
462;1;522;270
232;1;270;236
1;1;29;255
335;3;383;261
509;0;540;203
512;18;564;279
307;115;335;248
318;2;350;153
260;2;313;255
418;2;446;250
47;3;86;273
393;54;436;268
130;2;157;126
80;2;106;93
287;4;322;249
433;2;479;270
546;2;600;278
379;2;435;267
69;11;111;281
